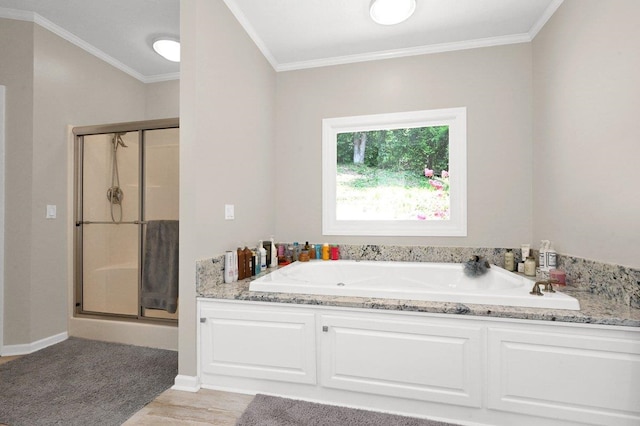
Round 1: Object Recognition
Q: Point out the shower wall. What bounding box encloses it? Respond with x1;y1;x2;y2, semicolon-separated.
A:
78;127;179;321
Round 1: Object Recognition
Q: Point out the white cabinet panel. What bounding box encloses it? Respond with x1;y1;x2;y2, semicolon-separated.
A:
488;327;640;426
200;305;316;384
320;315;483;407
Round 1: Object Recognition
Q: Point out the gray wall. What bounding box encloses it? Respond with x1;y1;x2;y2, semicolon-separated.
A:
0;18;35;345
1;18;178;346
275;44;533;248
179;0;276;377
532;0;640;268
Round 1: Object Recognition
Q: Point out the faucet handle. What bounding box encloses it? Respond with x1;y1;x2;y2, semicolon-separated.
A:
530;282;544;296
544;279;557;293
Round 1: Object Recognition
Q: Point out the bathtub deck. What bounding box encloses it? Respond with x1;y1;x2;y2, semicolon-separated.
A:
200;274;640;327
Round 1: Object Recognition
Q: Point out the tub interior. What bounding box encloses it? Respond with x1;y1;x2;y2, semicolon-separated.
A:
250;260;581;310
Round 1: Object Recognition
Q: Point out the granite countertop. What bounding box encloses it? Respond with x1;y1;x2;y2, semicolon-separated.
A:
199;275;640;328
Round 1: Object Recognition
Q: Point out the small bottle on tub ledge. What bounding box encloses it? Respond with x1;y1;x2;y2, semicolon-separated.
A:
524;256;536;277
504;249;515;271
330;245;340;260
322;243;330;260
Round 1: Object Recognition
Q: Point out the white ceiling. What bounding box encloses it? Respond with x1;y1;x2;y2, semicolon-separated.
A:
0;0;562;81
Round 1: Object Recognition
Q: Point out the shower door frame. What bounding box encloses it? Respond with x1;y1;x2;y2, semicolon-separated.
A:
73;118;179;324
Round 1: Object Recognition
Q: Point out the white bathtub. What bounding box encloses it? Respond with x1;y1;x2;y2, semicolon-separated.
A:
249;260;580;310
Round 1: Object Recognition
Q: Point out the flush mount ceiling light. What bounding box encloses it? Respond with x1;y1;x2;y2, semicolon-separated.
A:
152;39;180;62
370;0;416;25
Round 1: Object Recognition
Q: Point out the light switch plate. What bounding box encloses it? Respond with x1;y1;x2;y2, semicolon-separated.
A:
224;204;234;220
46;204;57;219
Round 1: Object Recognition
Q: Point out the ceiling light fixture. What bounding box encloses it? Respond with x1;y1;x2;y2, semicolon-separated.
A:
152;39;180;62
370;0;416;25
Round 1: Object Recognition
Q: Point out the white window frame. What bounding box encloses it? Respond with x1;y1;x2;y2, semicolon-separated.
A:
322;107;467;236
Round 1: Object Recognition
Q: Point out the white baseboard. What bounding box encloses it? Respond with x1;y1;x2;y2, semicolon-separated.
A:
1;332;68;356
172;374;201;392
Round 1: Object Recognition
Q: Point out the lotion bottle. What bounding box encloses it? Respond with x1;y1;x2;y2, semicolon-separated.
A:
539;240;547;271
232;250;238;281
258;240;267;271
504;249;515;272
224;251;233;283
270;237;277;268
546;241;557;271
524;256;536;277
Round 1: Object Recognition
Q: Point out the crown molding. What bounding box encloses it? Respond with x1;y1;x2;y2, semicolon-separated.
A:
221;0;279;71
0;7;178;84
529;0;564;40
276;33;531;72
144;72;181;83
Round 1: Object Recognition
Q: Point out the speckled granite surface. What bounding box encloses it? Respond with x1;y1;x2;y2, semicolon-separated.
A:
195;245;640;328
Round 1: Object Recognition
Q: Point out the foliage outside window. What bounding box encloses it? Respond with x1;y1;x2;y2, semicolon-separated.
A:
322;108;467;236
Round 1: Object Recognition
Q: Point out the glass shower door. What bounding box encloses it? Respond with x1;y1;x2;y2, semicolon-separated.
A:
141;128;179;320
80;132;140;316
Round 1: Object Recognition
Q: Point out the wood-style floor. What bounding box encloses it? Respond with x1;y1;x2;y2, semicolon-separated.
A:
0;355;254;425
124;388;254;425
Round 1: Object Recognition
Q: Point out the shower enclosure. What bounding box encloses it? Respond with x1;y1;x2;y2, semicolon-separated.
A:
73;118;179;323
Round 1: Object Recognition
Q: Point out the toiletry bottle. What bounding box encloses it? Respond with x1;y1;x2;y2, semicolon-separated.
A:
539;240;547;271
546;241;557;271
243;246;252;277
232;250;238;281
224;251;233;283
237;247;245;280
254;246;262;275
293;242;300;261
330;245;339;260
504;249;515;272
322;243;330;260
270;237;278;268
251;251;257;276
258;240;267;271
309;244;316;260
263;240;271;267
524;256;536;277
277;243;285;265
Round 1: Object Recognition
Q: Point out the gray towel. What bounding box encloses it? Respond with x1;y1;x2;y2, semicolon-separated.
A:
142;220;179;313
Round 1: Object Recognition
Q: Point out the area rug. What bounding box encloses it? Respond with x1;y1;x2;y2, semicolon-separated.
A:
235;394;459;426
0;337;177;426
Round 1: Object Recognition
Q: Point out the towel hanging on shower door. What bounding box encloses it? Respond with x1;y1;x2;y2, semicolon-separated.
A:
141;220;179;313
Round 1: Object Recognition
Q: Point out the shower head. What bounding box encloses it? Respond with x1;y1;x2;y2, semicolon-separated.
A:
112;132;128;149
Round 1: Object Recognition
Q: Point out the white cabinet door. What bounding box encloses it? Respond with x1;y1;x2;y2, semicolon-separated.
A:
488;326;640;426
320;314;483;407
200;302;317;384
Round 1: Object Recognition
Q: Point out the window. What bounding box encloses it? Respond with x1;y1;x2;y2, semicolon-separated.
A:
322;107;467;236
